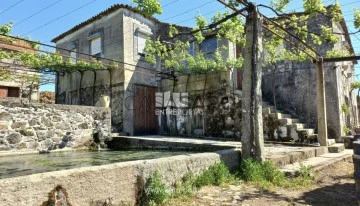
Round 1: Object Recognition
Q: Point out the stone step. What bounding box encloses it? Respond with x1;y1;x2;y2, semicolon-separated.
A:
292;123;305;130
327;139;336;146
268;112;292;119
266;146;328;167
262;107;273;115
111;132;129;137
328;143;345;153
297;128;314;135
291;119;300;123
280;149;353;177
277;118;293;125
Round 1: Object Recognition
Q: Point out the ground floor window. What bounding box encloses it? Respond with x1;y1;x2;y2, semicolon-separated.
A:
0;86;20;98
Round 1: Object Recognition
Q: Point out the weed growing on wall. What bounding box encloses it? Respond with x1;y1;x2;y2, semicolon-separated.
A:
142;171;171;206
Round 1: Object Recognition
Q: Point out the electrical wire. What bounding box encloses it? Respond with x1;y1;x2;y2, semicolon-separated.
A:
14;0;65;26
0;0;26;15
21;0;99;36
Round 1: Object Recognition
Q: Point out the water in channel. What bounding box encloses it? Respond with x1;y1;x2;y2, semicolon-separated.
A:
0;150;193;179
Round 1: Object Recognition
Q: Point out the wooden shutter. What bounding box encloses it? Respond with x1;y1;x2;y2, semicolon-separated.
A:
0;86;8;97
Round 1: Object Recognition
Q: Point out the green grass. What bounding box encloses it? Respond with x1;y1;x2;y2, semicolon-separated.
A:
143;162;237;205
142;160;315;205
239;158;314;189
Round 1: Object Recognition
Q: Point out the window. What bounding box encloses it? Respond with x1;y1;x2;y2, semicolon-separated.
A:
0;86;20;98
70;49;77;63
90;37;101;57
188;42;195;56
137;32;148;56
200;37;217;59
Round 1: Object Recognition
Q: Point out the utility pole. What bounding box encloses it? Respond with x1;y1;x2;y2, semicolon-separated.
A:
241;3;265;162
316;58;328;146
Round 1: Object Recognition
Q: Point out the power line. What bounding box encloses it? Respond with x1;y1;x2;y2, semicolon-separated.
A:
0;0;26;15
14;0;65;26
163;0;181;8
161;0;215;21
22;0;99;36
0;34;162;78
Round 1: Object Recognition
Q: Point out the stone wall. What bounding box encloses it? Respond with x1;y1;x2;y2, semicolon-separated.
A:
0;98;111;151
0;149;240;206
159;71;242;139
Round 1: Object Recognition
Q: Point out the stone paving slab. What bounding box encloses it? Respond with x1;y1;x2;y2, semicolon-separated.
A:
281;149;353;176
111;135;329;166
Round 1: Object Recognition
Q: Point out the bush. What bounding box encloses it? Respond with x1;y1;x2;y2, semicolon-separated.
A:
195;162;236;188
142;171;170;206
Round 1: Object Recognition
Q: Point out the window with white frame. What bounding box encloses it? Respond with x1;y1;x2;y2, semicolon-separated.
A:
90;36;101;57
137;32;148;56
70;49;77;63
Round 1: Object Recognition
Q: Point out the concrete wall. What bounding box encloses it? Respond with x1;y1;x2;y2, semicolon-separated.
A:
0;98;111;151
262;16;358;140
0;149;240;206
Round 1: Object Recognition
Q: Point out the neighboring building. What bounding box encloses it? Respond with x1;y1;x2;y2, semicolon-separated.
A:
52;4;357;141
0;38;40;101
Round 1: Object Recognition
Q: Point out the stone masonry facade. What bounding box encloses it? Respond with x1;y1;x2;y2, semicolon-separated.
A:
0;98;111;151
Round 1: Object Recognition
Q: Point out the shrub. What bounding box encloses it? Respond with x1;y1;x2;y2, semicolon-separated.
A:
142;171;170;206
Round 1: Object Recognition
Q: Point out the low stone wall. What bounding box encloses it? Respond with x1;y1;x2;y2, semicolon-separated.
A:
0;98;111;151
0;149;240;206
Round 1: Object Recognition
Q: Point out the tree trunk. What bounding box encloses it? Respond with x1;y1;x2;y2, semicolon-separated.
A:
241;3;265;162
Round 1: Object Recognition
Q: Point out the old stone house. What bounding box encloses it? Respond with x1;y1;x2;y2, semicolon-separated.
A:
0;38;40;101
52;4;357;142
52;4;236;136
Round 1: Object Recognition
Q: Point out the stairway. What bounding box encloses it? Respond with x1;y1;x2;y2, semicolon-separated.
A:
262;101;344;153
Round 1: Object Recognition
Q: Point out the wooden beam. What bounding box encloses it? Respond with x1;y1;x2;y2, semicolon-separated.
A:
323;55;360;62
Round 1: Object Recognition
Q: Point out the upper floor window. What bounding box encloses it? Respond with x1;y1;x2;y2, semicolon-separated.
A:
70;49;77;63
135;28;152;58
188;42;195;56
68;41;78;63
137;32;148;57
90;36;101;58
200;37;217;59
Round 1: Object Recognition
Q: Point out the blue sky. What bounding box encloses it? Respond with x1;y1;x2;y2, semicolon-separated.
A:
0;0;359;91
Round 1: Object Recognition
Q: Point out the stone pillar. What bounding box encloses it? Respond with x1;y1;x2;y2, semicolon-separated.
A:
316;58;328;146
241;3;264;161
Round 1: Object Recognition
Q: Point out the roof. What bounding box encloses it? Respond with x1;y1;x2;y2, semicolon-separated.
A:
0;38;35;53
51;4;160;43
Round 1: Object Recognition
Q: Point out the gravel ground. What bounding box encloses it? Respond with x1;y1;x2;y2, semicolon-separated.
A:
170;160;357;206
